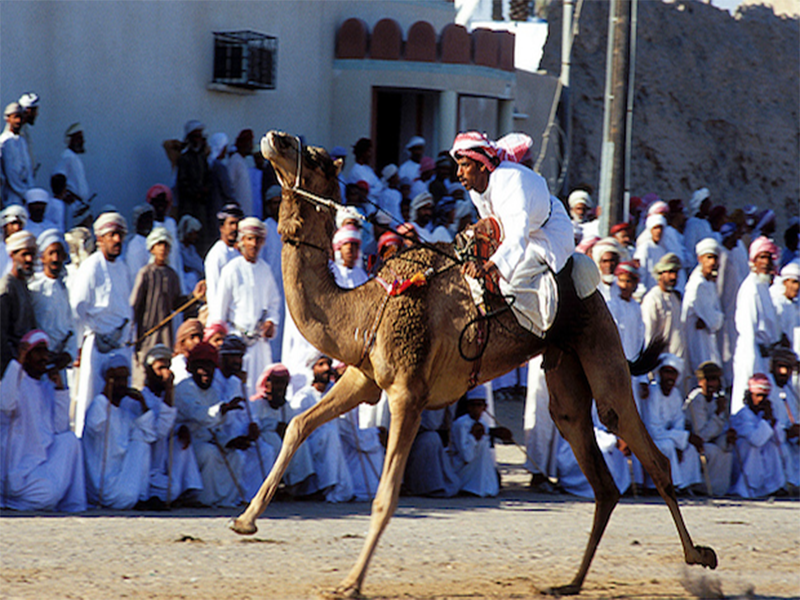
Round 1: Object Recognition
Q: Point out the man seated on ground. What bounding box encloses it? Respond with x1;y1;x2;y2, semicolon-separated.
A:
641;354;703;493
766;347;799;493
250;363;315;496
140;344;202;508
403;407;459;497
0;330;86;512
83;353;156;509
730;373;786;498
175;342;249;507
171;319;203;384
683;361;735;496
450;132;573;338
451;396;510;497
290;353;353;502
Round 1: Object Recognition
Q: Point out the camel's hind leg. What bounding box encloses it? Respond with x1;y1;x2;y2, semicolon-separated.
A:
544;348;621;596
573;294;717;571
325;381;425;599
229;367;380;535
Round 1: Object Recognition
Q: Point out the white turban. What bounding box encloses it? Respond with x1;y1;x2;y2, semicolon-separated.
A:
64;122;82;139
592;237;622;264
146;226;173;251
695;237;720;258
405;136;425;150
36;228;70;262
647;200;669;216
184;120;204;140
1;204;28;227
18;92;39;109
93;212;128;237
410;191;434;222
645;213;667;232
689;187;710;215
781;261;800;282
237;217;267;242
23;187;49;205
177;214;202;243
568;190;592;210
381;164;398;182
659;353;684;377
6;230;37;255
335;206;363;229
208;132;229;164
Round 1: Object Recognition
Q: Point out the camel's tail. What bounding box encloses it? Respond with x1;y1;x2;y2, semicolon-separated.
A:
627;336;666;376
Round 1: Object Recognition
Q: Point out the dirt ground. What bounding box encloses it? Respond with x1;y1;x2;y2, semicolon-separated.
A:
2;395;798;600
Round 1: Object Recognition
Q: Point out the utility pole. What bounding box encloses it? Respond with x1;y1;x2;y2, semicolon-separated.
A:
597;0;633;237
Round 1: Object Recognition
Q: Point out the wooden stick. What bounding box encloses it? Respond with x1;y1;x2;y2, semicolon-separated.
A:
128;294;202;348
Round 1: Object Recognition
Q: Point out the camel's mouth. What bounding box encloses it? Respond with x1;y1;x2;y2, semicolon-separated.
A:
261;130;298;187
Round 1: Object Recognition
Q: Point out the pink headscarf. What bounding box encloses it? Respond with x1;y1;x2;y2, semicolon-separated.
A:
251;363;291;401
146;184;174;213
748;236;779;264
450;132;499;172
748;373;771;395
614;261;640;279
332;225;361;251
203;321;228;343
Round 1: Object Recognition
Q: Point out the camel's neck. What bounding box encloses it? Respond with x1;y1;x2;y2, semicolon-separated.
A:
279;193;365;366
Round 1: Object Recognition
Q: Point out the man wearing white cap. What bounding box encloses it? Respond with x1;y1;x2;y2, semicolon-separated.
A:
398;136;425;183
683;188;714;272
770;261;800;361
591;236;623;302
70;212;133;437
0;102;33;205
260;185;284;360
210;217;281;399
634;213;668;293
641;354;703;491
0;330;87;512
567;189;597;244
0;204;27;277
28;229;76;385
53;123;90;202
682;238;725;383
18;92;39;177
204;203;243;311
23;187;58;237
378;164;402;224
0;230;38;376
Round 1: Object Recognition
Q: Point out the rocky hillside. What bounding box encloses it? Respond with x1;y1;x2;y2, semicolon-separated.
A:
540;0;798;221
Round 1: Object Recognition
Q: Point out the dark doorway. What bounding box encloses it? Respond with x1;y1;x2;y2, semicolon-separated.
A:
373;88;438;174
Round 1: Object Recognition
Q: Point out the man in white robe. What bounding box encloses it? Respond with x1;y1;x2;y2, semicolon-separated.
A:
403;407;459;497
0;330;86;511
607;262;645;360
730;373;786;497
228;130;254;215
634;214;668;294
683;188;714;273
731;237;781;412
124;205;154;280
28;229;76;384
0;102;33;205
398;136;425;183
23;188;59;238
211;217;281;400
592;237;622;302
347;138;383;207
250;362;315;495
766;347;799;490
53;123;90;203
523;356;558;489
716;223;745;386
682;238;725;386
290;354;353;502
771;261;800;358
331;224;369;287
641;253;685;363
260;185;284;361
175;342;250;507
640;354;703;491
451;132;574;337
83;354;156;509
683;362;735;496
339;395;385;501
451;396;500;497
71;212;133;437
140;344;203;506
0;205;27;277
204;204;243;313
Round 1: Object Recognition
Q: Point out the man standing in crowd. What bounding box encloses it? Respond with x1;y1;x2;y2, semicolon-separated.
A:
0;102;33;205
18;92;39;178
229;129;254;215
71;212;133;437
54;123;90;203
641;253;685;363
205;203;243;312
398;136;425;183
0;230;37;376
177;120;212;248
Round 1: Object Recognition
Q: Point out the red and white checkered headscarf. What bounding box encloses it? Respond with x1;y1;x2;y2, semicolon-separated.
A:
748;373;771;395
496;132;533;164
332;225;361;251
450;132;498;172
748;236;779;264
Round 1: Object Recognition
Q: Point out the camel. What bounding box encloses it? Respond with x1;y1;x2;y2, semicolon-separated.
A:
229;131;717;598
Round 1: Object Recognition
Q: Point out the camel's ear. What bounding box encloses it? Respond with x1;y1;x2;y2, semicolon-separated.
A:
333;158;344;176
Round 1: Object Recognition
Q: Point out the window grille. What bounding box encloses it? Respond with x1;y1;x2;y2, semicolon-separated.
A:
213;31;277;90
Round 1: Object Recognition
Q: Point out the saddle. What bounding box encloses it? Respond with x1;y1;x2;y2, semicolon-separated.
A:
454;217;503;296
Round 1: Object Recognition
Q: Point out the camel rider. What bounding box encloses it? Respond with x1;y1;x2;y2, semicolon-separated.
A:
450;132;574;337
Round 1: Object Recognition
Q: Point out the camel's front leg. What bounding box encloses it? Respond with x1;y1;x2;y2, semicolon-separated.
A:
229;368;380;535
324;387;424;599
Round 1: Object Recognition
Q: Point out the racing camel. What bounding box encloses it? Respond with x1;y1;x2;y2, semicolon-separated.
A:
229;131;717;597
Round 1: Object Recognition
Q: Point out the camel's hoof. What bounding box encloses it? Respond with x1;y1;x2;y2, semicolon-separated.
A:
689;544;718;570
544;583;582;597
318;585;364;599
227;517;257;536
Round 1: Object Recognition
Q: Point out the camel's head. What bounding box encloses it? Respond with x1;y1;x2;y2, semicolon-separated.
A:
261;131;343;241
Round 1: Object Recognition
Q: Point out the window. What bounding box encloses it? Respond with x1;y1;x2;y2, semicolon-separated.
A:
212;31;277;90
